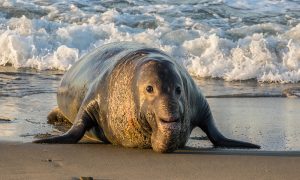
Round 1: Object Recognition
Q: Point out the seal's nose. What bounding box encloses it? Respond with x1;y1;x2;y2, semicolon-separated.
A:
154;94;181;123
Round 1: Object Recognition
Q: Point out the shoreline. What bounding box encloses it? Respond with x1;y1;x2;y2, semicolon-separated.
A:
0;142;299;180
1;97;300;151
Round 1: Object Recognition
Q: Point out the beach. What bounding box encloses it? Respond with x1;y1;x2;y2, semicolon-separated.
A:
1;70;300;151
1;0;300;179
1;70;300;179
1;89;300;179
1;142;300;180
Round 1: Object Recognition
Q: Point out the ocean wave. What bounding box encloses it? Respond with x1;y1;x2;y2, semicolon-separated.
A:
0;0;300;83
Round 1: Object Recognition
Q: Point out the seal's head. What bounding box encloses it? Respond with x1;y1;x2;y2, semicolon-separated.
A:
135;58;184;153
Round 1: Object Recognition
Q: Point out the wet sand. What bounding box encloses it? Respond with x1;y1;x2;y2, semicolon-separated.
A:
1;93;300;151
0;142;299;180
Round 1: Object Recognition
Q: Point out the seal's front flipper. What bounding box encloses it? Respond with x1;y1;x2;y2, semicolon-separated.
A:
201;119;260;149
33;119;87;143
34;108;94;144
196;101;260;149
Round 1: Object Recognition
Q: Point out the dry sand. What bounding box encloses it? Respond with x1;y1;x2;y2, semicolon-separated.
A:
0;142;299;180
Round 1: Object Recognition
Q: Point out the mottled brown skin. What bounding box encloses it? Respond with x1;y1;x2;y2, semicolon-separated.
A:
34;42;260;153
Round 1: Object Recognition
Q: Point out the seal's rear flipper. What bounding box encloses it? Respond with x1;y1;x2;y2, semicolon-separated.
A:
47;107;70;125
33;119;87;144
201;119;260;149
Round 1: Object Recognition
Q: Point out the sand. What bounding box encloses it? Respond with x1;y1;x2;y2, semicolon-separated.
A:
0;142;299;180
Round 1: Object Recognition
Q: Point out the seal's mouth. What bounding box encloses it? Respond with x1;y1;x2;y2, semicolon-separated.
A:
159;117;180;124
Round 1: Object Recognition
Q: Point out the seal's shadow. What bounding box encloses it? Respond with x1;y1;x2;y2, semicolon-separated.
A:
175;146;300;157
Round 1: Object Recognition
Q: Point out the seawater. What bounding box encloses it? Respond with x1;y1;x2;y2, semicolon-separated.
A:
0;0;300;151
0;0;300;82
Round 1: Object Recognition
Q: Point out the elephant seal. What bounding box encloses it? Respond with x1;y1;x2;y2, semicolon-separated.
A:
34;42;260;152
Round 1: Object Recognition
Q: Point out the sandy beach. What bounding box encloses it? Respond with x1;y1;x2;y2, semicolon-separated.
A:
1;90;300;179
1;1;300;180
0;142;299;180
1;70;299;179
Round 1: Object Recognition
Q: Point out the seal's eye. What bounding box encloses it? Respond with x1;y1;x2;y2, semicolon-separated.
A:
175;87;181;95
146;86;154;93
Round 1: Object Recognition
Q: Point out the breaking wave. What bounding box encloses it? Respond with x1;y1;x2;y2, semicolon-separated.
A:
0;0;300;83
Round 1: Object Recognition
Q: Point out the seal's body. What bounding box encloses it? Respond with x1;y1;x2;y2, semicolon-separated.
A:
35;42;260;152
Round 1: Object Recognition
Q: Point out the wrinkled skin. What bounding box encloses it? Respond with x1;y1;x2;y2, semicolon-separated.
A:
34;42;260;153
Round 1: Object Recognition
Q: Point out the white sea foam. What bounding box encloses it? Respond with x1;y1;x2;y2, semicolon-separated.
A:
0;0;300;83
